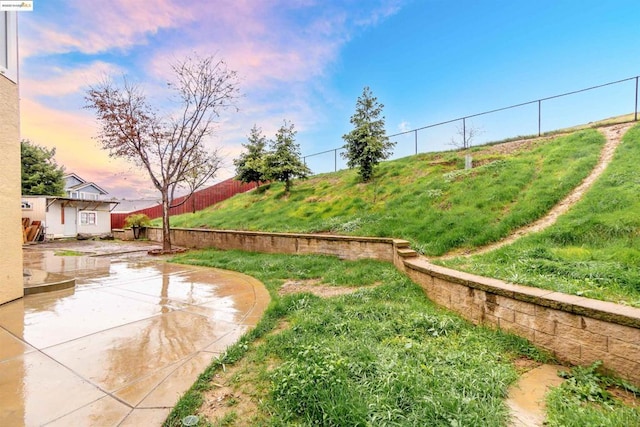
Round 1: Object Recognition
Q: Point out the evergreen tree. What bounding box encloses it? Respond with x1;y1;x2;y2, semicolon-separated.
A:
342;86;394;182
234;125;267;187
21;139;65;195
263;120;310;193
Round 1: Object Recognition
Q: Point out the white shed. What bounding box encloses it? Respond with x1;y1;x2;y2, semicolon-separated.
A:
21;173;118;238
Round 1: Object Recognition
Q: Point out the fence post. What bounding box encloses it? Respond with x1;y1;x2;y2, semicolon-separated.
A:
635;76;638;121
334;149;338;172
538;100;542;136
414;130;418;155
462;118;466;149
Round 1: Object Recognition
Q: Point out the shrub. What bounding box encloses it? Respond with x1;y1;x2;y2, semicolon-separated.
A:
123;213;152;228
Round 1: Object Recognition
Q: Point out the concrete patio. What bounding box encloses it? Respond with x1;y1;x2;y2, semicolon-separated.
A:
0;241;270;426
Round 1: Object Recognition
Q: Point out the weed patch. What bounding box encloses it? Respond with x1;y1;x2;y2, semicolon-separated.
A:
546;362;640;426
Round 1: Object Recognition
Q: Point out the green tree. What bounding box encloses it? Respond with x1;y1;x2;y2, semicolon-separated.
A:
342;86;394;182
263;120;310;193
234;124;267;187
21;139;65;195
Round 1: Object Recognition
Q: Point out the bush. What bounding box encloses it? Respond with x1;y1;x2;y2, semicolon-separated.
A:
123;213;151;228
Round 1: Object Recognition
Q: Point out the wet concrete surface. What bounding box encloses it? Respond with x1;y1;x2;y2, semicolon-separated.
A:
1;241;270;426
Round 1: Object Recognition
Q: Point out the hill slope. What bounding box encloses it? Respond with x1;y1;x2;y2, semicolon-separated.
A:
170;128;605;256
440;123;640;306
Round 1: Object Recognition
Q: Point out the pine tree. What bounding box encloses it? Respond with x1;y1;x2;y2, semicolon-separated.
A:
263;120;310;193
21;139;65;196
342;86;394;182
234;125;267;187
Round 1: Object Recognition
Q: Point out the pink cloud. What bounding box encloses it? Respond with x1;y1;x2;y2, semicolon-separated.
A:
21;0;195;57
21;61;122;97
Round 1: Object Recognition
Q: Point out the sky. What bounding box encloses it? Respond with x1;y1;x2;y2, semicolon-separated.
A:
17;0;640;199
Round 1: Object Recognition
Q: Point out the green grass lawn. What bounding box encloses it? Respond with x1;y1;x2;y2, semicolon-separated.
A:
439;124;640;307
163;250;639;426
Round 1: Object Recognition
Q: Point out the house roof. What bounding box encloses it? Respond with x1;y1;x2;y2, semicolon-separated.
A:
43;197;119;211
66;181;109;195
63;173;109;195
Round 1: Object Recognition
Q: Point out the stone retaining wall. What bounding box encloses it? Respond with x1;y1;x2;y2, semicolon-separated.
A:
141;227;640;385
145;227;397;262
400;257;640;385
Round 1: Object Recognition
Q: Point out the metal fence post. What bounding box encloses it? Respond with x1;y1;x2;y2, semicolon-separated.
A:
462;117;466;149
414;130;418;155
334;149;337;172
538;100;542;136
635;76;638;121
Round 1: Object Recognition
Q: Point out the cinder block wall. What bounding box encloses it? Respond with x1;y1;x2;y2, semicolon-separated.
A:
143;227;640;385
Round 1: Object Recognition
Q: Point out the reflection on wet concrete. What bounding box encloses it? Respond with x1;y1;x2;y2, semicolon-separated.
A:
1;245;270;426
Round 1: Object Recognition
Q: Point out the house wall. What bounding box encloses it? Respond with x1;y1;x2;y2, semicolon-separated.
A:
37;202;113;238
44;203;65;237
20;197;47;223
77;208;112;235
0;73;23;304
64;175;83;188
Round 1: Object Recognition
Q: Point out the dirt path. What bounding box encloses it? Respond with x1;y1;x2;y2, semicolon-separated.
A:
440;122;634;259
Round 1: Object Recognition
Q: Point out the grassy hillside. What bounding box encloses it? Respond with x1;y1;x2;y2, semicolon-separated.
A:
440;124;640;306
170;129;604;256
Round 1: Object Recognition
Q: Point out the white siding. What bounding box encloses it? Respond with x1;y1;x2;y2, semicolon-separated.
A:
77;209;112;235
21;197;47;222
45;203;66;238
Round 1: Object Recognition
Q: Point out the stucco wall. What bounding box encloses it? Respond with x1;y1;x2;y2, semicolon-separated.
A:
140;227;640;385
0;75;23;304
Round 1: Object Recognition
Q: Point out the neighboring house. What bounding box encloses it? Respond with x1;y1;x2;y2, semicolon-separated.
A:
64;172;109;200
0;10;23;304
21;174;118;238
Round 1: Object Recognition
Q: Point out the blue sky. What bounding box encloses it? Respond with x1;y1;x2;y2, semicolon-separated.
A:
18;0;640;198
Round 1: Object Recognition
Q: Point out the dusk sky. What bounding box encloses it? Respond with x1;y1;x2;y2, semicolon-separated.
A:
18;0;640;199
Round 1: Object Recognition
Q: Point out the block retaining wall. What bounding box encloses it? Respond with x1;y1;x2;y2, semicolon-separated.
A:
143;227;397;262
133;227;640;385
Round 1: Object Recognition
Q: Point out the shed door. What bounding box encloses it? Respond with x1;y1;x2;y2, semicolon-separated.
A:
63;206;77;236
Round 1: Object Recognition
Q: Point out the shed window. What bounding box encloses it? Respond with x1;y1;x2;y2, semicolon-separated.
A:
80;211;97;225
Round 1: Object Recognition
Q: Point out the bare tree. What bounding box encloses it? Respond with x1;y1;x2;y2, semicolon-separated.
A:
85;55;239;251
450;120;483;169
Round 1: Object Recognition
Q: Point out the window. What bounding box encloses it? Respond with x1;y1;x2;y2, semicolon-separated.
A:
80;211;97;226
0;11;17;83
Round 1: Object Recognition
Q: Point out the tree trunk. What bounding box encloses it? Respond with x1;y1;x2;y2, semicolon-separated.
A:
162;190;171;252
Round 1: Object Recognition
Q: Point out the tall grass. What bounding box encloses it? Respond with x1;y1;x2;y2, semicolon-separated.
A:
440;124;640;306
